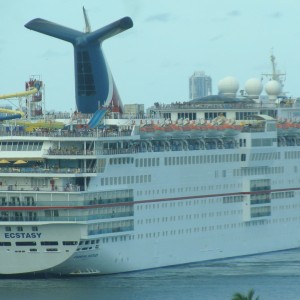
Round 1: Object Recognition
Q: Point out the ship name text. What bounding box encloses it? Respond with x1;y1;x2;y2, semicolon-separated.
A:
4;233;42;239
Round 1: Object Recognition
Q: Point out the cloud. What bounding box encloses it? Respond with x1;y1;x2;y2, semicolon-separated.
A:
211;10;240;23
227;10;241;17
145;13;172;23
269;11;282;18
209;33;225;42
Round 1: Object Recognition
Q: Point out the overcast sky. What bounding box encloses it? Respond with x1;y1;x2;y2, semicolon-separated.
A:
1;0;299;112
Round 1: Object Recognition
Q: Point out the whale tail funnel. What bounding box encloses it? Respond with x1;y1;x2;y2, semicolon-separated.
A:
25;10;133;114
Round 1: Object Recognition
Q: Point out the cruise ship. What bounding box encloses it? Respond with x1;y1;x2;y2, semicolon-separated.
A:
1;11;300;276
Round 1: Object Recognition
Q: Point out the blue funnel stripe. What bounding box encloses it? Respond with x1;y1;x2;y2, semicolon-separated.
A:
25;17;133;114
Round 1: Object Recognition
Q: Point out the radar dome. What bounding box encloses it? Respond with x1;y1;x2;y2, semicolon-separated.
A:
244;78;263;98
218;76;239;97
265;80;282;101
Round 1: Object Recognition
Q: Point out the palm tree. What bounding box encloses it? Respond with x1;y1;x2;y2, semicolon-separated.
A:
231;289;259;300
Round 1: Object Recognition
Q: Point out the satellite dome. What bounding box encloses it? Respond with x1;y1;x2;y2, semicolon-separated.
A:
218;76;239;97
244;78;263;98
265;80;282;101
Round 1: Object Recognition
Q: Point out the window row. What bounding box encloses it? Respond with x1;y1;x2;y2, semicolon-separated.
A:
5;226;38;232
250;179;271;190
251;138;276;147
109;157;134;165
87;206;134;219
236;111;257;120
135;157;160;168
100;174;151;186
250;206;271;218
85;191;133;207
136;183;244;198
164;153;240;166
136;210;243;225
88;220;134;235
223;195;244;204
233;166;284;177
135;198;225;210
178;112;197;120
250;193;271;205
84;189;133;203
285;151;300;159
0;141;43;151
0;241;78;246
250;152;280;161
271;191;295;199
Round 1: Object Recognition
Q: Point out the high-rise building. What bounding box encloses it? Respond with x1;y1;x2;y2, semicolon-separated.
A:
189;71;212;100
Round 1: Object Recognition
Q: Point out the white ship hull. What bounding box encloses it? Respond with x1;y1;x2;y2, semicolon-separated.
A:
54;215;300;275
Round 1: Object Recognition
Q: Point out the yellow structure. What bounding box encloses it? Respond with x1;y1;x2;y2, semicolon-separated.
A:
0;88;38;100
0;85;65;131
0;108;24;117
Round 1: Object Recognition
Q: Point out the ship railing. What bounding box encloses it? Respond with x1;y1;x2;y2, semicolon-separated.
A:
0;213;134;223
0;128;133;138
0;193;134;207
29;200;133;208
96;140;239;155
47;149;92;155
85;197;133;205
97;148;147;155
0;167;97;175
45;148;86;155
88;225;134;236
148;102;279;111
87;211;134;220
44;112;72;119
0;184;85;193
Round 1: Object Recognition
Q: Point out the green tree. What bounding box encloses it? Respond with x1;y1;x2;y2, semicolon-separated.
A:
231;289;259;300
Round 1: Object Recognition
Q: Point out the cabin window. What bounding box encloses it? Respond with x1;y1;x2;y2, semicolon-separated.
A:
41;241;58;246
16;242;36;246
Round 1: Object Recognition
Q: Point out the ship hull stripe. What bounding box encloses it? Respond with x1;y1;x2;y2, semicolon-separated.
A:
0;186;297;211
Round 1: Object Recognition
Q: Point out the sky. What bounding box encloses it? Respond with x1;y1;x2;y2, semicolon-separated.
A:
1;0;300;112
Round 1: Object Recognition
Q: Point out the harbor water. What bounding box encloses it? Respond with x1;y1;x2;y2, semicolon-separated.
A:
2;249;300;300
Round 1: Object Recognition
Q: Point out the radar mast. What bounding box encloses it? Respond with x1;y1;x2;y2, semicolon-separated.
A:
262;53;286;90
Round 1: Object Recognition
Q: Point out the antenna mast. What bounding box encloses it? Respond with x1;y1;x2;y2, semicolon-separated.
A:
83;6;91;33
261;53;286;88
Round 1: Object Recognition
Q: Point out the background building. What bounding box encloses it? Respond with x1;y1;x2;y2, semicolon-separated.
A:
123;104;144;118
189;71;212;99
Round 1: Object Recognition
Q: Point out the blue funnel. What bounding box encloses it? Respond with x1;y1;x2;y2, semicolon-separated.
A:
25;16;133;113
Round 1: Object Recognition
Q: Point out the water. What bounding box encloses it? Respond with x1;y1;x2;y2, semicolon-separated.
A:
2;249;300;300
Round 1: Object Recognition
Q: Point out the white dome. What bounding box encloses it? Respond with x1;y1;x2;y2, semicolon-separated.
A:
244;78;263;98
218;76;239;97
265;80;282;98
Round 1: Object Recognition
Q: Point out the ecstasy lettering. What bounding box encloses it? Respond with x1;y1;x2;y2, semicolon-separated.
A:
4;232;42;239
